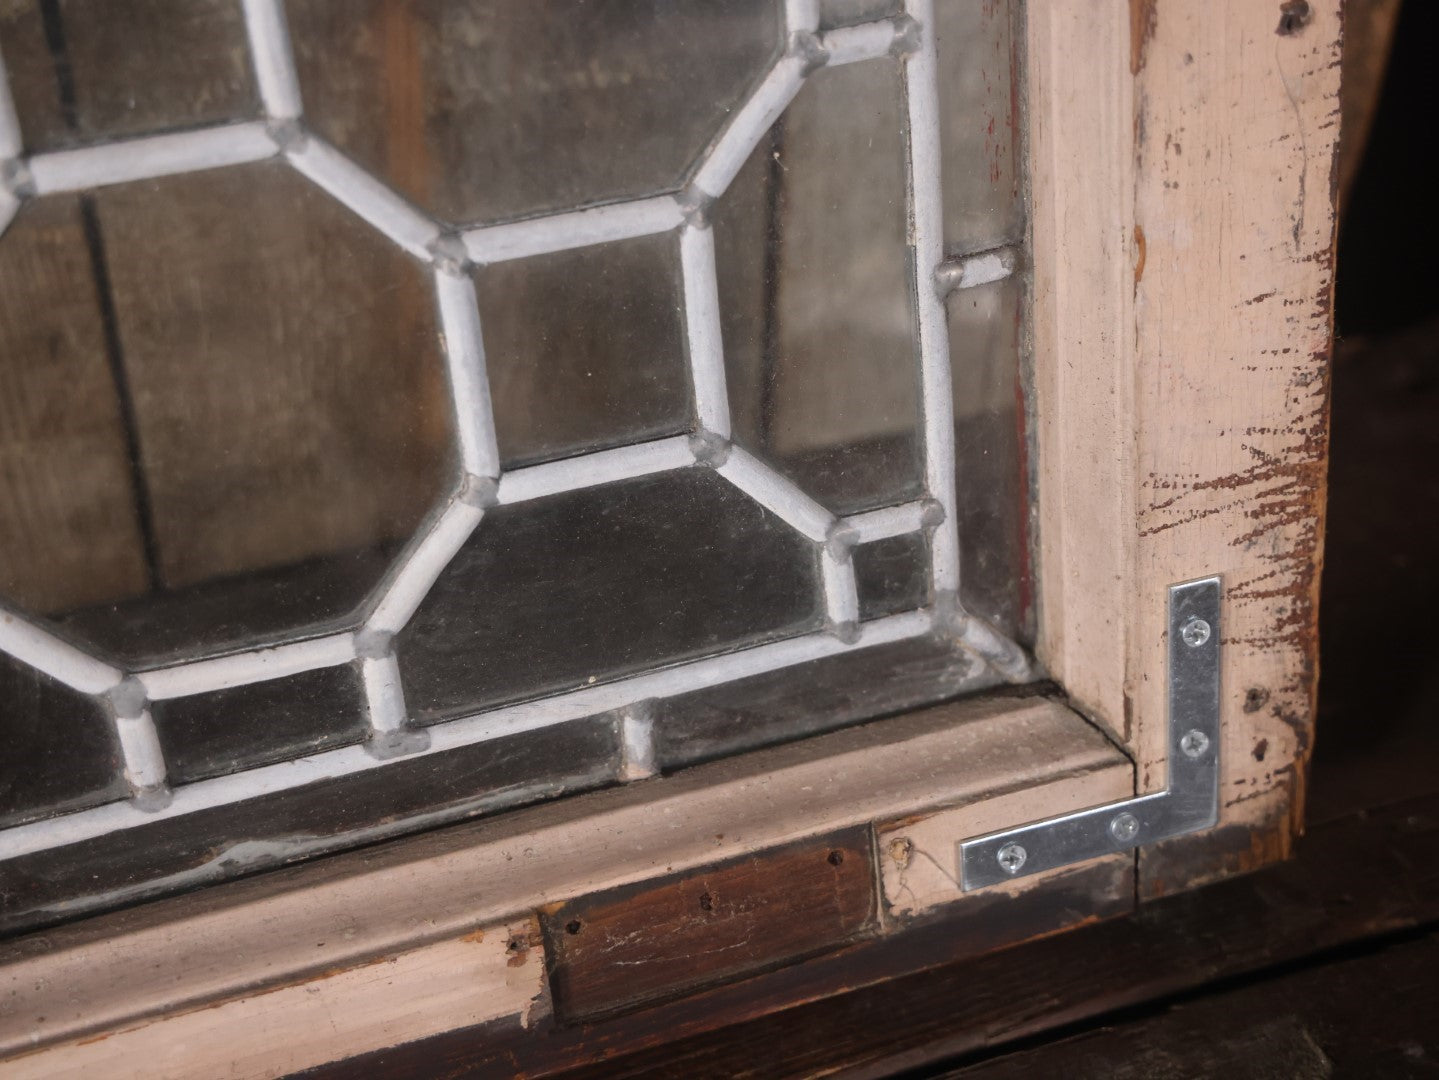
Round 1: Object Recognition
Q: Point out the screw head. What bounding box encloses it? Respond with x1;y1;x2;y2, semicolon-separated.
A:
1109;811;1141;844
1180;617;1212;648
996;842;1028;875
1179;729;1211;759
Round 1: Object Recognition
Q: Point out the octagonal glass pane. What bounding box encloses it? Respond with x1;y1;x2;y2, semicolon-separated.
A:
0;161;455;668
287;0;782;225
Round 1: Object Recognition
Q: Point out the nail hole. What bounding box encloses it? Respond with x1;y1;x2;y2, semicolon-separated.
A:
1276;0;1311;35
827;850;844;867
699;891;714;912
565;919;582;935
1243;687;1270;713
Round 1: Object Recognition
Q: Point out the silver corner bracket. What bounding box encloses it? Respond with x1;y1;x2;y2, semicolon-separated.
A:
959;575;1221;890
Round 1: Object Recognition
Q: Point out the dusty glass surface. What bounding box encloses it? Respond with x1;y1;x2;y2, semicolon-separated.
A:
398;469;824;724
854;532;932;621
287;0;781;224
0;0;1030;935
817;0;901;30
476;234;691;468
949;274;1030;642
0;162;454;667
0;650;127;828
0;0;257;153
150;665;367;785
936;0;1022;252
714;59;922;515
2;717;623;932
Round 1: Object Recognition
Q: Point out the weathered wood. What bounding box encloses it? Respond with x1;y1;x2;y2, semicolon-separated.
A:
308;857;1134;1080
878;753;1131;920
522;792;1439;1079
4;917;544;1080
1026;0;1136;746
0;695;1126;1063
1127;0;1340;896
1029;0;1341;896
542;828;876;1022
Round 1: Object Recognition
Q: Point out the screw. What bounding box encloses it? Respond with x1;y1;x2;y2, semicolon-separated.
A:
1180;617;1212;648
996;842;1028;875
1109;812;1141;843
1180;729;1211;758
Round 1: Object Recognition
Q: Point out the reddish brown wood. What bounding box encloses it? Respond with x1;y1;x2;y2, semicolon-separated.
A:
540;828;877;1022
298;791;1439;1079
299;856;1135;1079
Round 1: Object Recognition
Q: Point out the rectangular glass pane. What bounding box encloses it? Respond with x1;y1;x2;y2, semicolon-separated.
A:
476;234;692;468
151;665;367;785
854;532;932;622
936;0;1023;252
949;274;1030;642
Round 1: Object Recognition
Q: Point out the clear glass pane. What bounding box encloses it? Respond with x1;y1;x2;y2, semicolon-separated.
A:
0;650;127;829
0;162;455;668
854;532;931;621
817;0;901;31
936;0;1022;252
2;717;622;933
151;665;367;785
398;469;825;724
0;0;258;153
0;195;151;619
0;0;1031;936
948;274;1030;642
288;0;781;224
714;59;922;515
476;234;692;468
653;636;992;770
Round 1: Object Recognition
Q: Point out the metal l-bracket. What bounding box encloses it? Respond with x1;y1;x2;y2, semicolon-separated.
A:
959;576;1221;890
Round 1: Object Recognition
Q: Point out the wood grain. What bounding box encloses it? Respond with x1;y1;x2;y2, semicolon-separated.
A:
4;917;544;1080
1029;0;1341;895
542;829;876;1022
535;792;1439;1079
879;751;1131;920
1027;0;1137;743
1127;0;1340;895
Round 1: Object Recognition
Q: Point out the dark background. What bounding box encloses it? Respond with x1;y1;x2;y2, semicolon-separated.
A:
1310;0;1439;822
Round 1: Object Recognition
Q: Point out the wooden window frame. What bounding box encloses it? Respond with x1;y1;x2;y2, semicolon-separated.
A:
0;1;1340;1074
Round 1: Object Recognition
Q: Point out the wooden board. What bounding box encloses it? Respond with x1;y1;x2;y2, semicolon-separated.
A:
526;791;1439;1079
3;917;544;1080
542;828;876;1022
